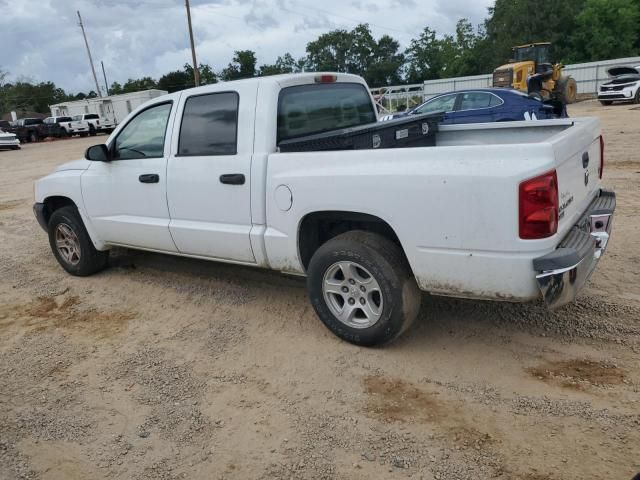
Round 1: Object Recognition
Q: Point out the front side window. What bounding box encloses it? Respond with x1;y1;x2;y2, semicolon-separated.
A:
459;92;494;111
277;83;376;142
415;94;456;114
113;102;172;160
178;92;239;156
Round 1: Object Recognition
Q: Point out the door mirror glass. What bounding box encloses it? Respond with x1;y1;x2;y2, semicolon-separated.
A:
85;144;110;162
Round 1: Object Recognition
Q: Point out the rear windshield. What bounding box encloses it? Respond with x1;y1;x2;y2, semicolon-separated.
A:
277;83;376;142
84;114;99;119
57;117;72;122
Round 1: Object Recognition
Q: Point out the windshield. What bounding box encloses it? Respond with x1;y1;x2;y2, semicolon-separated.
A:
513;46;549;64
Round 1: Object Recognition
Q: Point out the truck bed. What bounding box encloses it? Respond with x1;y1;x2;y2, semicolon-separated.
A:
264;117;602;301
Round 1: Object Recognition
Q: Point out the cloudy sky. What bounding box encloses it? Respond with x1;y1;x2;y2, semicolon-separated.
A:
1;0;494;94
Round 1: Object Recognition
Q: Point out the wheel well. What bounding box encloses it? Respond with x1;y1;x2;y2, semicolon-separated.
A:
42;196;76;225
298;211;403;270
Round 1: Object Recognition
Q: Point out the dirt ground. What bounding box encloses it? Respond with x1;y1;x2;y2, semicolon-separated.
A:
0;101;639;480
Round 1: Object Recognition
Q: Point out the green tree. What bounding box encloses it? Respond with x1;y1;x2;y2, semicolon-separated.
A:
570;0;640;61
484;0;586;67
404;27;455;82
120;77;158;93
259;53;305;76
305;24;404;86
109;81;123;95
220;51;257;81
157;63;217;93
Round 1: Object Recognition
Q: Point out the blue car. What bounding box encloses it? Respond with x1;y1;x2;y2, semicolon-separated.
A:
381;88;565;124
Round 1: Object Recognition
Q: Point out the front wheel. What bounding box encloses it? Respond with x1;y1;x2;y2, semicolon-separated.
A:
307;231;421;346
634;89;640;104
48;206;109;276
600;100;613;106
89;125;96;136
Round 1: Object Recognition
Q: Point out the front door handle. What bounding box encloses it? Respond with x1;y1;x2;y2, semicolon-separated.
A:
220;173;245;185
139;173;159;183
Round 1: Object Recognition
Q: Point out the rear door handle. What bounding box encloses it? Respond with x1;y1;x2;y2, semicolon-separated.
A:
139;174;159;183
219;173;245;185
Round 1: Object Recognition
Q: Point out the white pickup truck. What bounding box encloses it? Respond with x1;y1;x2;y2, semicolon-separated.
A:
72;113;117;136
33;73;615;346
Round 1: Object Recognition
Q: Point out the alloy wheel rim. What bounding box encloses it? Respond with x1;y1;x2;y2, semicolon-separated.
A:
55;223;81;266
322;261;383;329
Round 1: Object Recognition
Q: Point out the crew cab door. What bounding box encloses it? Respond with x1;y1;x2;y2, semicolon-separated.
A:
81;101;177;251
166;85;257;263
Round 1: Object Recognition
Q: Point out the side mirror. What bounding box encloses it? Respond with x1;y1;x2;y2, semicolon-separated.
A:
85;144;110;162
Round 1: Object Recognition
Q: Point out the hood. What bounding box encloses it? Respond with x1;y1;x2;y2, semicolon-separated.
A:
602;74;640;85
607;65;640;77
55;159;91;172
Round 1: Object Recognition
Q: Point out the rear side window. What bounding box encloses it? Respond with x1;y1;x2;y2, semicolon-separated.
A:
178;92;239;156
58;117;72;122
459;92;493;110
85;114;99;119
277;83;376;142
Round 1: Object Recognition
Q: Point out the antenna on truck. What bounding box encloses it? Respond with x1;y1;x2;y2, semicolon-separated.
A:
77;10;102;98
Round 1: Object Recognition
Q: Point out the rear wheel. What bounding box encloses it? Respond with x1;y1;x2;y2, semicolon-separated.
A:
48;206;108;276
307;231;421;346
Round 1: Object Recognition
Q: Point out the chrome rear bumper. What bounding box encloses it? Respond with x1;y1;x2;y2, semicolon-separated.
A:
534;189;615;309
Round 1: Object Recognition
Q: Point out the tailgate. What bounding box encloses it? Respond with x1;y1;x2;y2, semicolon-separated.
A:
550;118;602;237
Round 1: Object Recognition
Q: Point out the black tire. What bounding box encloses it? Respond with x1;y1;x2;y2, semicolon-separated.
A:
307;231;421;346
600;100;613;106
60;127;69;137
48;206;108;276
556;76;577;104
79;132;88;137
89;124;97;136
634;89;640;104
29;131;38;143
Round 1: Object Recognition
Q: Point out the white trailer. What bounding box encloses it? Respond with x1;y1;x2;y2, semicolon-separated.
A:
50;89;167;126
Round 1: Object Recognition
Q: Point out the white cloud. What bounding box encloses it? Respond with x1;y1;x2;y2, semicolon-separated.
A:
0;0;494;93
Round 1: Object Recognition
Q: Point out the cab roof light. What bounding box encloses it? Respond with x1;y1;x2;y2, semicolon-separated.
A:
314;74;337;83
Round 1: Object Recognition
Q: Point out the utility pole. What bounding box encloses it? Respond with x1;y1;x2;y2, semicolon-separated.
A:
185;0;200;87
77;11;102;97
101;61;110;96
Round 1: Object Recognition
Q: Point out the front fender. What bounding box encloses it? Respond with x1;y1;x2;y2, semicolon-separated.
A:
34;171;107;250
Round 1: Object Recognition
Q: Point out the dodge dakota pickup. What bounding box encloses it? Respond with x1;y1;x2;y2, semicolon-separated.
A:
33;72;615;346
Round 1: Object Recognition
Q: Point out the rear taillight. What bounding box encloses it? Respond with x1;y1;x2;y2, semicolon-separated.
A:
599;135;604;179
519;170;559;239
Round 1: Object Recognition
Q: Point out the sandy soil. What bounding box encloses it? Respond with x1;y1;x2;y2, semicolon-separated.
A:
0;101;639;480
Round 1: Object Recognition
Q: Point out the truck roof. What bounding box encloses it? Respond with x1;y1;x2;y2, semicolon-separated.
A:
169;72;368;97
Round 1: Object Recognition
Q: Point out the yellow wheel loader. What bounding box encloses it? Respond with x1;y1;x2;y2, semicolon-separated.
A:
492;43;577;104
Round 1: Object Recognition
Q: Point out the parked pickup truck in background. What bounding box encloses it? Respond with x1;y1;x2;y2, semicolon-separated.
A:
13;118;63;142
72;113;116;136
33;72;615;346
43;117;77;137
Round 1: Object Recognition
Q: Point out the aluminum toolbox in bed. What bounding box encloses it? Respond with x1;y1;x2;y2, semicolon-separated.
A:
277;112;443;153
